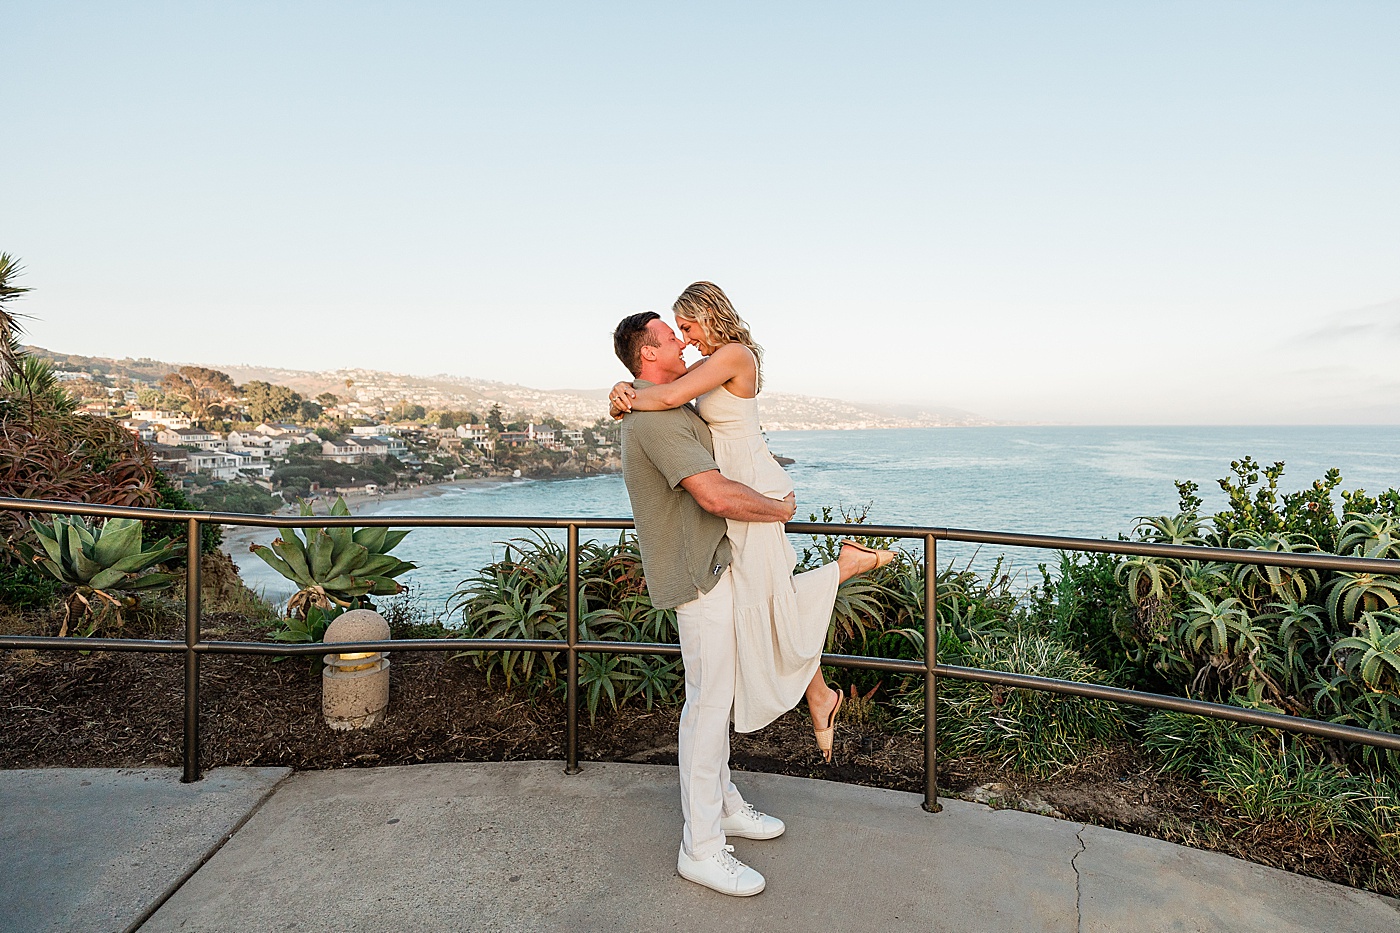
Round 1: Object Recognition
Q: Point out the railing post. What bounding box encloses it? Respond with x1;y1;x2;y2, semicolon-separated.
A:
182;517;202;783
922;534;941;812
565;523;581;774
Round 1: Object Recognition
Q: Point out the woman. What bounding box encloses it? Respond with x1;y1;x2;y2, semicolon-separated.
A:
610;281;894;761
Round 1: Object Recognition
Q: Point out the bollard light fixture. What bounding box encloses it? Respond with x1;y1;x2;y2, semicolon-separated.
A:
322;608;391;731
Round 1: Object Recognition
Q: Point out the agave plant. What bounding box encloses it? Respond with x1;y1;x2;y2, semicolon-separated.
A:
1325;570;1400;630
1116;553;1179;603
1135;513;1205;546
1332;610;1400;692
1258;598;1327;695
250;497;415;619
1179;591;1263;658
1227;531;1319;606
1337;513;1400;560
17;514;184;635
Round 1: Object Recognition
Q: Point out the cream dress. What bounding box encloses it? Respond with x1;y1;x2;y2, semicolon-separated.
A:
696;385;841;733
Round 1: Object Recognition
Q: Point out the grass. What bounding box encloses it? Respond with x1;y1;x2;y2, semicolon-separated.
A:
1201;742;1373;837
895;631;1129;777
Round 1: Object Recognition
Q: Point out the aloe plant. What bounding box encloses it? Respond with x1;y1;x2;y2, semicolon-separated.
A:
18;514;184;635
1333;611;1400;692
251;497;415;618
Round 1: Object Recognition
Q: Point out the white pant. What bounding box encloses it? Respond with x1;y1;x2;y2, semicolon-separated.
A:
676;568;748;859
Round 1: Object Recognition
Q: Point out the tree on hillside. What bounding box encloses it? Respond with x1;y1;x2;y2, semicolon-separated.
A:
161;366;237;422
389;401;426;422
298;400;323;423
434;410;482;429
135;387;166;409
316;392;339;407
487;403;505;432
243;380;303;423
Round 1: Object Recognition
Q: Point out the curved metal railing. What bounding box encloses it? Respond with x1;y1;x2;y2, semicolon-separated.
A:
3;495;1398;812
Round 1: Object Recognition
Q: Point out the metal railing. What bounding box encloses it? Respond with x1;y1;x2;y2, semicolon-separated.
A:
3;495;1400;814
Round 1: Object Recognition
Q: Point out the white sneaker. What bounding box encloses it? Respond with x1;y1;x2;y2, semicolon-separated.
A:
677;844;766;896
720;803;785;840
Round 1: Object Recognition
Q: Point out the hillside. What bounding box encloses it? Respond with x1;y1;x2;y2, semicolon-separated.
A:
28;347;993;430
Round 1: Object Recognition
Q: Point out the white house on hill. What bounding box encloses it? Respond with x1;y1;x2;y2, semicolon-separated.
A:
157;427;225;451
130;409;193;430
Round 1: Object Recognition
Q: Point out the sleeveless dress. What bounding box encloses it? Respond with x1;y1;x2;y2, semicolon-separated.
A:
696;385;841;733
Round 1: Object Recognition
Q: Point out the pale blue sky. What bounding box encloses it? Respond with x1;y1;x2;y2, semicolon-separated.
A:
6;2;1398;423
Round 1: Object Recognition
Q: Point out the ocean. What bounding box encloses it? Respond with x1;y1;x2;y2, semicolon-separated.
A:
226;425;1400;614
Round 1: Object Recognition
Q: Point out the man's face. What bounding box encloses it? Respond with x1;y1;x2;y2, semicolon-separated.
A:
643;319;689;380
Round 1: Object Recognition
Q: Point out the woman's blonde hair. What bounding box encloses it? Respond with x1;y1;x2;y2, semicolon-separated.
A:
672;281;765;392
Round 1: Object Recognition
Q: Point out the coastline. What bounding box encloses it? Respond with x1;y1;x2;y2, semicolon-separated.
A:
217;476;518;560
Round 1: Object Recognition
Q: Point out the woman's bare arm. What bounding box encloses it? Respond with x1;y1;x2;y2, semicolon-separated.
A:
612;344;754;412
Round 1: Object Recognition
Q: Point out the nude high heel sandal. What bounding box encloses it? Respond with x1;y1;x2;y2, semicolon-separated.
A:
814;689;844;763
839;539;896;572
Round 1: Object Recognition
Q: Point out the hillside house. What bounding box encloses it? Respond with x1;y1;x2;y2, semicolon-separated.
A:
227;430;309;458
455;424;493;450
228;451;274;479
130;409;192;429
147;443;191;474
320;435;401;464
157;427;225;451
254;422;302;436
120;420;158;442
187;451;243;481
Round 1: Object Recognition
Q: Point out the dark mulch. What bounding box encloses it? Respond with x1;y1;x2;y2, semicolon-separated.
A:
2;605;1395;899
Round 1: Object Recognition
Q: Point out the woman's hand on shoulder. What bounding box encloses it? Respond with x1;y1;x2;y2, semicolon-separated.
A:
609;381;637;417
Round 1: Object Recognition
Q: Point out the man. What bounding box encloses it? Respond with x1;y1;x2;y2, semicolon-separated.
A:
611;311;792;897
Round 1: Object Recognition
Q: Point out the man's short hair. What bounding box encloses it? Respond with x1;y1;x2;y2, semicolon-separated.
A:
613;311;662;376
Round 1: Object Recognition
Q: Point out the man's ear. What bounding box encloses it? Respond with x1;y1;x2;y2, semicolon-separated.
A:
639;344;658;363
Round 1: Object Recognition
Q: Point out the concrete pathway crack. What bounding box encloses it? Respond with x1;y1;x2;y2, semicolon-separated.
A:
1071;823;1087;933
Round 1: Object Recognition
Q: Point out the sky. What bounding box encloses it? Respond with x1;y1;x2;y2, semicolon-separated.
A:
5;2;1399;424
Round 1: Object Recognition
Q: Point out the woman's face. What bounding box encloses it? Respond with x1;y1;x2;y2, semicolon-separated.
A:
675;315;717;356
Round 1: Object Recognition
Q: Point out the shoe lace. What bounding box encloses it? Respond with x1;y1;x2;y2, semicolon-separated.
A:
739;803;764;821
715;845;743;876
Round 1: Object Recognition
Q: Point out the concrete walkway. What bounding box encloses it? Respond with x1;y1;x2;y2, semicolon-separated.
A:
3;762;1397;933
0;767;290;933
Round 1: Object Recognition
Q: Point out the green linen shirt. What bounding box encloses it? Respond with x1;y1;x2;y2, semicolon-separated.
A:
619;381;732;610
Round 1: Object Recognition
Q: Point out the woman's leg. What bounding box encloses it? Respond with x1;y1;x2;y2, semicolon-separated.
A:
805;667;839;726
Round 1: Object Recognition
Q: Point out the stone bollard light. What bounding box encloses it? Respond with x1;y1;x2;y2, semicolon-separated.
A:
322;609;391;731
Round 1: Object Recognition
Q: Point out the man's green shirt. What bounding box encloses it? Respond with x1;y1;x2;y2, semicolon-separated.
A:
619;382;732;610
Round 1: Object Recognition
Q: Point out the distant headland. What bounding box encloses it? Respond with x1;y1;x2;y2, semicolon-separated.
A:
30;347;996;432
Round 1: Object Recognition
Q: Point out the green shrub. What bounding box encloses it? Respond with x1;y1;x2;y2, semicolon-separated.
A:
0;553;62;609
1142;709;1259;776
896;631;1128;777
1048;550;1135;677
448;531;682;722
1201;742;1373;838
147;469;223;557
1106;458;1400;773
189;483;282;515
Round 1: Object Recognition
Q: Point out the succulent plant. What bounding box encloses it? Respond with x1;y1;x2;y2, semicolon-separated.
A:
251;497;415;618
17;514;184;635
